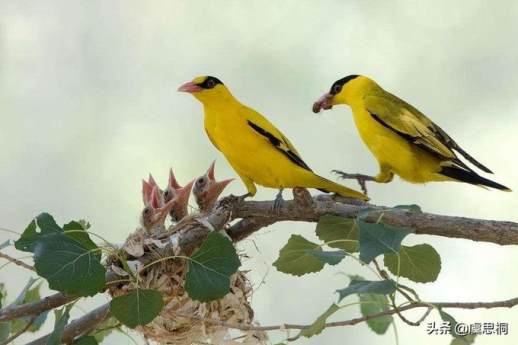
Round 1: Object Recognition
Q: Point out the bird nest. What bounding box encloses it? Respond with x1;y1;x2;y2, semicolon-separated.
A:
106;164;267;345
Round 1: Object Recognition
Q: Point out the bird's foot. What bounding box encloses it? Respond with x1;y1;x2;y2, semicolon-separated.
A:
332;170;375;195
273;189;284;213
237;193;252;203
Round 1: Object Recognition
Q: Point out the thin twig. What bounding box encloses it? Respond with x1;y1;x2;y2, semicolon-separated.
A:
174;296;518;332
0;316;36;345
0;252;35;271
0;293;76;322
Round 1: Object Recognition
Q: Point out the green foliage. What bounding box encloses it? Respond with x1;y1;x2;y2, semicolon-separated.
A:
451;334;476;345
306;250;345;266
273;235;326;276
384;244;441;283
316;215;358;252
11;279;48;333
337;278;396;302
0;322;10;343
47;305;72;345
74;335;99;345
110;288;164;328
357;217;412;264
185;232;241;302
359;294;393;334
15;213;62;253
92;316;120;343
34;233;105;296
297;304;340;339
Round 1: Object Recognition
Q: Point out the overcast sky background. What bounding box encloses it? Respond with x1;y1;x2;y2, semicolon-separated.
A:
1;1;518;344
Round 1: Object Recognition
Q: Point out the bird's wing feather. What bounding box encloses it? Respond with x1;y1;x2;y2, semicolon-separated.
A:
242;107;312;171
363;91;492;173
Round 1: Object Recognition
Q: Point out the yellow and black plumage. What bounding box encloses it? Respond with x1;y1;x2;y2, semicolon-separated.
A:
178;76;368;205
313;75;510;192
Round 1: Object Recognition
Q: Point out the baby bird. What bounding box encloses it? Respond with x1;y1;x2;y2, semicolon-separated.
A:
193;161;234;213
162;168;194;222
141;185;175;232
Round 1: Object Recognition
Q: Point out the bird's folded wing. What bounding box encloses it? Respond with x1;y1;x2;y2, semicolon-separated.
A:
243;107;312;171
364;92;456;160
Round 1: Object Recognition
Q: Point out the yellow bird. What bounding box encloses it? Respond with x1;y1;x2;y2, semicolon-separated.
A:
313;75;510;193
178;76;368;206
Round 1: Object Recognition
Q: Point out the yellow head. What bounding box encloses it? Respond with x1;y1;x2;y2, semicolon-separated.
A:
178;76;234;105
312;75;377;113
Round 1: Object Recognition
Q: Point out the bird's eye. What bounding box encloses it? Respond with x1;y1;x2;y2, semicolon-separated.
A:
164;190;169;197
143;207;150;214
332;84;342;94
206;79;215;88
197;177;206;185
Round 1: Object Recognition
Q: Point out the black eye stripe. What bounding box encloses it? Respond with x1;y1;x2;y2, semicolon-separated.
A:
198;76;223;89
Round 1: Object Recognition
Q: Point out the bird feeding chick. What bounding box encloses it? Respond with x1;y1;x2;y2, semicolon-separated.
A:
193;161;233;213
313;75;511;194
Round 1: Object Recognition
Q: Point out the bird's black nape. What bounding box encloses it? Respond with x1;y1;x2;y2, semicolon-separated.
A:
198;76;224;89
330;75;360;94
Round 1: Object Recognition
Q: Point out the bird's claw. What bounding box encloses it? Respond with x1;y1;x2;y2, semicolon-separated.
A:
273;191;284;213
332;170;373;195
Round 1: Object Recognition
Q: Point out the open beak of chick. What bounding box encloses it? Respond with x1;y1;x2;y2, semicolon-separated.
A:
141;174;160;205
312;92;334;113
193;161;234;212
141;186;175;231
178;81;202;93
163;168;194;222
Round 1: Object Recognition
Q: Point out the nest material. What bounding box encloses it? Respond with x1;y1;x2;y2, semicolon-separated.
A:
108;226;267;345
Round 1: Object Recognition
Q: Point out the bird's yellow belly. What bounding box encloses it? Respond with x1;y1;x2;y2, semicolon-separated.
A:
207;119;306;188
352;109;441;183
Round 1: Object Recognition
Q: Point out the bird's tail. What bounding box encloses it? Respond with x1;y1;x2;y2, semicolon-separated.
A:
440;166;511;191
313;175;369;201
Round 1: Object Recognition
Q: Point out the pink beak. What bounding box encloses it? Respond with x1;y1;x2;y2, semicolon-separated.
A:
178;81;202;93
312;92;334;113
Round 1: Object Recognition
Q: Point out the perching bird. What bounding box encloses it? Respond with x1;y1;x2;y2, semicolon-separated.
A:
178;76;368;207
312;75;511;193
162;168;194;221
193;161;234;213
141;185;176;232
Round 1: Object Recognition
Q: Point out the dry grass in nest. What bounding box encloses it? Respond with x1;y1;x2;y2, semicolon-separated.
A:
107;227;267;345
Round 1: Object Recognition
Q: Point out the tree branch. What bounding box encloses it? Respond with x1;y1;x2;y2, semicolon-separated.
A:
25;304;110;345
226;194;518;245
0;252;35;272
0;293;76;323
175;296;518;332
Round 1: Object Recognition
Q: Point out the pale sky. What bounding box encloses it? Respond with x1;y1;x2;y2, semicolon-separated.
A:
1;1;517;344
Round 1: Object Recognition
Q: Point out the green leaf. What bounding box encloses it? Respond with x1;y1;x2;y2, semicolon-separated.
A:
316;215;358;252
359;293;393;334
63;221;99;258
306;250;345;265
0;283;5;309
92;316;120;343
0;322;10;342
185;232;241;302
337;279;396;302
451;334;476;345
47;305;72;345
0;240;12;250
110;288;164;328
34;233;105;296
384;244;441;283
15;213;62;253
298;304;340;338
11;280;49;333
74;335;99;345
357;218;412;264
273;235;324;276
